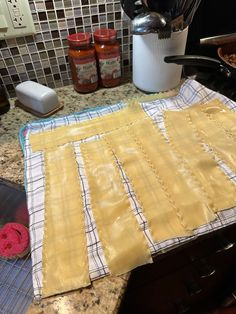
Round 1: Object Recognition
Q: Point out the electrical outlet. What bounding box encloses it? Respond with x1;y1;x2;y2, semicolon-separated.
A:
0;0;35;39
7;0;26;28
12;16;25;28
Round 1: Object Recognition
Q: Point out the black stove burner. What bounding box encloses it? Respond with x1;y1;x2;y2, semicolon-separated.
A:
184;67;236;101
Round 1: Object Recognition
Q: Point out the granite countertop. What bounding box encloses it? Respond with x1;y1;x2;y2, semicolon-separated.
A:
0;79;147;314
0;78;146;185
0;79;178;314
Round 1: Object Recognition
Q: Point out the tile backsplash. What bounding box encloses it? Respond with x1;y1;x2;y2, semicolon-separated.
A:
0;0;132;98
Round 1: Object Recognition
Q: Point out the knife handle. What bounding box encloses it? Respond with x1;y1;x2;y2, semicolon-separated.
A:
200;33;236;46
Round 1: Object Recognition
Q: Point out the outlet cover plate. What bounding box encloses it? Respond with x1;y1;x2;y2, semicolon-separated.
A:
0;0;36;39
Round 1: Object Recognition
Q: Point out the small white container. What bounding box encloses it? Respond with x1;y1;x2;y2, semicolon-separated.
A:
15;81;59;115
132;27;188;93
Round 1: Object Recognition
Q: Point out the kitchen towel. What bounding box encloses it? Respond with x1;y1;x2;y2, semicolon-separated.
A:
32;97;236;297
19;79;236;300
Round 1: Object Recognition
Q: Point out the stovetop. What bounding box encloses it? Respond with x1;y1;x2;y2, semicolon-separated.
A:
184;67;236;101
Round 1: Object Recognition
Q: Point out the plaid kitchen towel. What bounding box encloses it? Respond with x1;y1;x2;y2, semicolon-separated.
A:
19;79;236;299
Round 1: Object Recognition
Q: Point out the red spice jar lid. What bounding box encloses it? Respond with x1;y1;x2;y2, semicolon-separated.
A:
67;32;91;46
94;28;117;42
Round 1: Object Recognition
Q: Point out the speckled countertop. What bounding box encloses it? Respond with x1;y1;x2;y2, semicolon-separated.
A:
0;79;177;314
0;78;146;185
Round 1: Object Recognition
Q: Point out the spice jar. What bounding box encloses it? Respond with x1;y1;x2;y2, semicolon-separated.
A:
67;33;98;93
94;29;121;87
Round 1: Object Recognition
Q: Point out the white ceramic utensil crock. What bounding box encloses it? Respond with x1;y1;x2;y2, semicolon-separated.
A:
132;27;188;92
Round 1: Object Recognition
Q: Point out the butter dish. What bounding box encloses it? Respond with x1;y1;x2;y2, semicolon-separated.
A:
15;81;63;117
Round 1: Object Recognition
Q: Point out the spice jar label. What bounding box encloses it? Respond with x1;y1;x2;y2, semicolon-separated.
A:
99;56;121;80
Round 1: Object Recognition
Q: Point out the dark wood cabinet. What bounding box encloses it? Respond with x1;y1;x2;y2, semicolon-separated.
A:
119;223;236;314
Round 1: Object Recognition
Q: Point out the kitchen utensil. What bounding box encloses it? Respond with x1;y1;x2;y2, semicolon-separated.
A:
141;0;176;39
131;11;167;35
164;41;236;79
15;81;63;117
142;0;176;15
172;0;202;26
171;14;184;32
183;0;201;25
120;0;143;20
200;33;236;46
155;13;185;39
142;0;201;25
133;26;188;92
158;17;172;39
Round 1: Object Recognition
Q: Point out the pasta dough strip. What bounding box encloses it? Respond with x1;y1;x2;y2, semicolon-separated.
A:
189;99;232;114
209;112;236;137
104;126;191;242
165;110;236;211
30;103;145;152
80;140;152;275
42;145;90;297
187;99;236;138
189;109;236;174
128;119;216;228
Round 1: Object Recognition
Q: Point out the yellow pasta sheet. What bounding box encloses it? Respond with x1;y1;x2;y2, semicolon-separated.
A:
187;99;236;137
30;102;145;152
210;111;236;137
188;108;236;174
42;145;90;298
80;140;152;276
190;99;232;114
102;113;218;241
127;119;216;228
165;107;236;211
